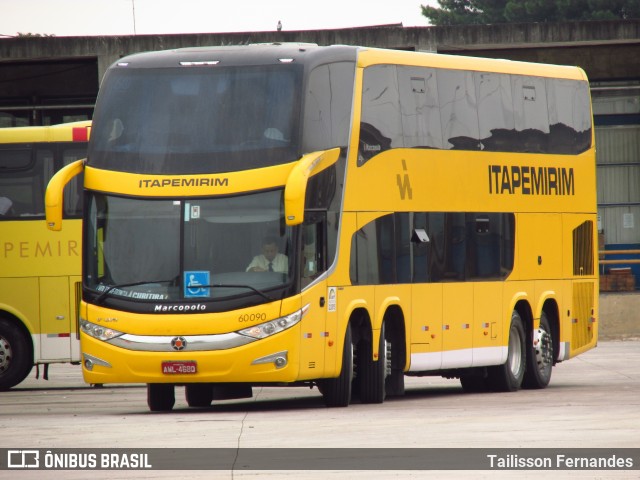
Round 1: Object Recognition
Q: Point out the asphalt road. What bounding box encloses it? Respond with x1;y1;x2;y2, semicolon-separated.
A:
1;340;639;479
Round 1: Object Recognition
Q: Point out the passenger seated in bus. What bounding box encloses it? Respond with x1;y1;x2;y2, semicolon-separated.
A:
0;197;14;216
263;127;286;142
246;236;288;273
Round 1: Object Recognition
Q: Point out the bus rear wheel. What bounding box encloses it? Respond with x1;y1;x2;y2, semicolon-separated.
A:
320;324;353;407
358;323;387;404
487;311;526;392
0;318;33;390
523;312;554;389
147;383;175;411
385;328;406;397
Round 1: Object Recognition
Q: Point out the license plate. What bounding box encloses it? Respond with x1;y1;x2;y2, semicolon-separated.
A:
162;361;197;374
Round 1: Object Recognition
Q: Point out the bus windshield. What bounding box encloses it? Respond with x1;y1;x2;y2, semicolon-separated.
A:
84;189;294;307
88;65;302;174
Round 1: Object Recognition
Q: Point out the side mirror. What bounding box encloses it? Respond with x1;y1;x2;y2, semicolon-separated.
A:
45;159;85;231
284;148;340;226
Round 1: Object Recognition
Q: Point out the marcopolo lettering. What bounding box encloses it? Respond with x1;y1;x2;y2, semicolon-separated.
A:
488;165;574;196
138;178;229;188
154;304;207;312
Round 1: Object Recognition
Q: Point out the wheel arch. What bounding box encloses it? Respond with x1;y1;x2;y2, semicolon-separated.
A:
380;304;407;370
540;298;561;364
341;299;407;367
507;292;533;334
513;299;534;341
346;306;371;347
371;298;404;361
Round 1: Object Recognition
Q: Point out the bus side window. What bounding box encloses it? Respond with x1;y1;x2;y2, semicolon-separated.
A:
412;212;429;282
62;147;86;217
302;213;327;287
359;64;403;165
437;70;480;150
0;148;53;217
397;66;443;149
512;75;549;153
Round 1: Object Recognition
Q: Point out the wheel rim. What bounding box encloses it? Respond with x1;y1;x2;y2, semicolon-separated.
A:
534;328;553;373
385;338;392;377
508;326;523;377
349;342;355;382
0;335;12;373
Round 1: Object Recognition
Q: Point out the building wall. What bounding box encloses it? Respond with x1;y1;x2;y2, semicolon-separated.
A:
1;20;639;257
2;20;640;80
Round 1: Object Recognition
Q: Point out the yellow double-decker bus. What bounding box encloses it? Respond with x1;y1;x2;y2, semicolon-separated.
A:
46;45;597;411
0;121;89;389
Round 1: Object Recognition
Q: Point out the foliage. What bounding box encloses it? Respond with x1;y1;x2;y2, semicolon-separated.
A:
421;0;640;25
16;33;56;37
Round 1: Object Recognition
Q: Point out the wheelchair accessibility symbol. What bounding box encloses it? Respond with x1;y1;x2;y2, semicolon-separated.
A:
184;271;210;298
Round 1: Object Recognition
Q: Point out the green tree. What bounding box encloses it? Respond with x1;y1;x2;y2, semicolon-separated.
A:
422;0;640;25
17;33;56;37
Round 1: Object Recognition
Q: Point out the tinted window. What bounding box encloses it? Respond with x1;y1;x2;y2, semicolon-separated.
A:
475;72;515;151
512;75;549;153
437;69;480;150
62;146;86;217
350;220;380;284
547;78;592;154
0;147;52;218
89;65;302;174
350;211;515;285
303;62;356;152
359;65;402;165
300;62;355;269
359;65;592;162
397;67;443;149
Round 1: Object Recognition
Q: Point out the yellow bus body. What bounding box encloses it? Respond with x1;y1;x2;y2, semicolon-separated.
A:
0;121;89;388
53;46;596;408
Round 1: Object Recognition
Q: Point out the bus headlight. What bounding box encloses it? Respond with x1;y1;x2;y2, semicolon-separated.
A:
80;319;125;342
238;304;309;340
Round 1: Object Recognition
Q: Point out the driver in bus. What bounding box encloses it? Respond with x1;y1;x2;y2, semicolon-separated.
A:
246;236;288;273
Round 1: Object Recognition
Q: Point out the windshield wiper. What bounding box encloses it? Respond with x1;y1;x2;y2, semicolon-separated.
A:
95;279;176;304
195;283;273;302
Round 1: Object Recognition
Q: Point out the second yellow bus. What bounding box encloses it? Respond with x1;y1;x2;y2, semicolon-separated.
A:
1;121;89;389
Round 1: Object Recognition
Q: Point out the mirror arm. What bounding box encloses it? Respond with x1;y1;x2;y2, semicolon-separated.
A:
284;148;340;226
45;158;85;231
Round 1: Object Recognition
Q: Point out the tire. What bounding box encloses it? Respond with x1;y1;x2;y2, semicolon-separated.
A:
147;383;175;412
385;324;405;397
487;310;526;392
185;383;213;407
0;318;33;390
359;323;387;404
320;324;353;407
523;311;554;389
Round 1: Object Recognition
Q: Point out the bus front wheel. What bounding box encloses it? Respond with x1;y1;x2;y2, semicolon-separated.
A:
488;311;526;392
320;324;353;407
147;383;175;411
0;318;33;390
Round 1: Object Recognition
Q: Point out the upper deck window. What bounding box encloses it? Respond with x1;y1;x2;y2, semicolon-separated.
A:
359;64;592;164
88;65;302;174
